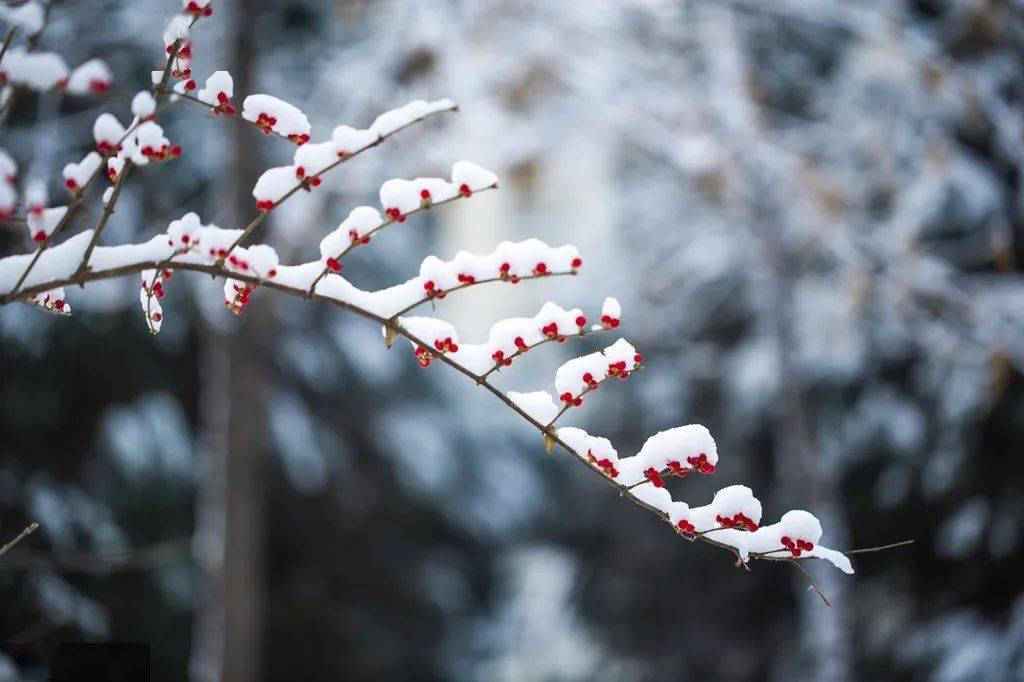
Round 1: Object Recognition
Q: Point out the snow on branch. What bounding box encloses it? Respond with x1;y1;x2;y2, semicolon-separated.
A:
0;0;903;602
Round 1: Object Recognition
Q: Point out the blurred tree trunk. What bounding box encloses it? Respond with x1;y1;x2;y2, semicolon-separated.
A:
190;2;267;680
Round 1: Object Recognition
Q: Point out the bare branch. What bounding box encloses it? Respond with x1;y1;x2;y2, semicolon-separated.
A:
789;557;831;607
0;521;38;560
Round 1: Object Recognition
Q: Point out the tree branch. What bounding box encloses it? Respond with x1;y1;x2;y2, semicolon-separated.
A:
0;521;38;560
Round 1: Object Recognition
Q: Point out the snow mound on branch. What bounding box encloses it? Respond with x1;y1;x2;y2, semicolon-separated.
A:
368;98;456;137
0;1;44;33
131;91;156;119
93;114;125;151
197;70;232;106
319;206;383;258
303;238;580;318
507;391;559;425
447;302;587;375
554;338;640;399
65;59;112;95
0;231;92;294
242;94;310;139
3;48;68;91
617;425;719;483
62;152;102;191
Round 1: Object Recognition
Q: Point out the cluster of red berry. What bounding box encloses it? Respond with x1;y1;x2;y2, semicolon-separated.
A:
588;450;620;478
715;512;758;532
225;281;256;315
211;91;235;116
184;1;213;18
780;536;814;557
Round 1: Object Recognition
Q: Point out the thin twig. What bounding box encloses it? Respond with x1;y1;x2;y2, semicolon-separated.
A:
165;89;295;142
8;32;186;291
789;557;831;607
544;362;643;429
844;539;914;555
0;521;38;560
0;25;16;69
75;158;132;274
224;105;460;260
479;325;608;380
0;537;187;574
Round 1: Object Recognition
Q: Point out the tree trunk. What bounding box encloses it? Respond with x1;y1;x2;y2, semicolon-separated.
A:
190;2;267;680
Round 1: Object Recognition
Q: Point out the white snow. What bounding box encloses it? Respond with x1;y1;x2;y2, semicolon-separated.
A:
0;183;15;220
331;125;378;156
554;338;639;399
310;239;580;319
451;161;499;192
557;426;621;477
319;206;383;259
446;302;588;375
162;15;191;48
166;213;202;252
26;206;67;243
130;91;156;119
600;297;621;327
93;113;125;153
293;140;336;178
617;424;719;484
242;94;310;140
197;70;233;107
688;485;763;532
2;48;68;91
65;59;112;95
507;391;559;425
0;149;17;182
0;1;44;34
25;286;70;314
62;152;101;192
251;165;298;207
398;316;458;353
0;230;91;294
368;98;456;137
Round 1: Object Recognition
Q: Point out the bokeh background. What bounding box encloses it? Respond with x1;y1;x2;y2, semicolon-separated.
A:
2;0;1024;680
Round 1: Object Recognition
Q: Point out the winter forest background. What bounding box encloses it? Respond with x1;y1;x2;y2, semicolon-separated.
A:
1;0;1023;680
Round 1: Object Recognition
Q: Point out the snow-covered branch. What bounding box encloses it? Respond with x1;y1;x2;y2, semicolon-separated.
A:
0;0;908;603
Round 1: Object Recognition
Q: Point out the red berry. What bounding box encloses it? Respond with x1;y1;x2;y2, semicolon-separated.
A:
571;257;582;268
575;316;586;328
644;467;665;488
326;258;341;272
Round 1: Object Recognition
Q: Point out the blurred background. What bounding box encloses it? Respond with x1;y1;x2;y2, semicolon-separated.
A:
1;0;1023;680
